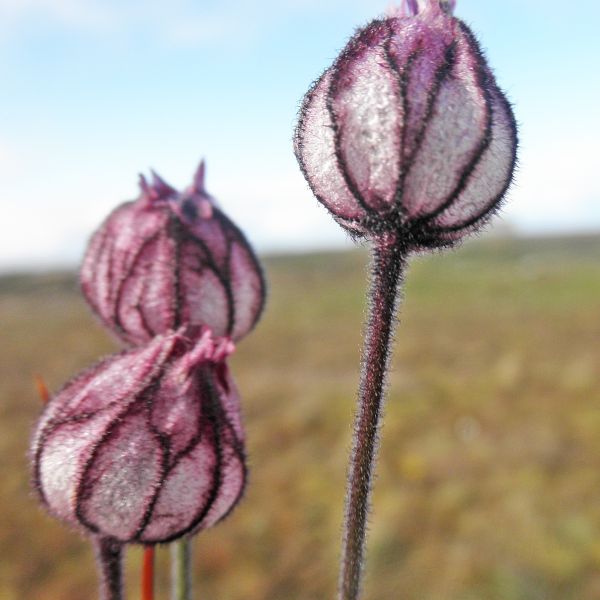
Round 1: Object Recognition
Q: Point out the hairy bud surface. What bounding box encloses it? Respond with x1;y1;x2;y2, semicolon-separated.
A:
81;162;265;345
294;0;517;248
31;327;246;544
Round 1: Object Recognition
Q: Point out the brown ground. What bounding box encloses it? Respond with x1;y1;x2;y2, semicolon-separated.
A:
1;233;599;599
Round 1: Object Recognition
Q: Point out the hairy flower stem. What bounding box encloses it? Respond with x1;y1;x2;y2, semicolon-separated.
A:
339;235;405;600
94;537;124;600
142;546;155;600
171;539;192;600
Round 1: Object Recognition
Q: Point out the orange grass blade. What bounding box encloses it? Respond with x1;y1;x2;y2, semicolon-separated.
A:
34;374;50;404
142;546;155;600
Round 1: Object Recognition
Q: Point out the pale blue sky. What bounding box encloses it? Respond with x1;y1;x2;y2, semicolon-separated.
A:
1;0;599;271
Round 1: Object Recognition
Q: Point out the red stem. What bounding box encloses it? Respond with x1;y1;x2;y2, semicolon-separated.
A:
142;546;155;600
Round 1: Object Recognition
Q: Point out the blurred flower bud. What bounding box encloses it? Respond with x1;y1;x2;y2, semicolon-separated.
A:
294;0;517;248
81;161;266;345
31;327;246;544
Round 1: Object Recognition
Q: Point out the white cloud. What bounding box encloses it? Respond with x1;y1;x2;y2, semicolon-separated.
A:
0;0;254;47
0;0;115;32
0;140;10;166
504;132;600;233
0;0;371;47
206;158;351;252
133;0;314;48
0;139;22;178
160;2;261;48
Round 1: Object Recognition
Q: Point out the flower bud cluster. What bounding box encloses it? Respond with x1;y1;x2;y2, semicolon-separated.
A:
31;162;265;544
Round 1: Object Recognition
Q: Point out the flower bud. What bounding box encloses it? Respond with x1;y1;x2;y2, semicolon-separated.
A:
31;327;246;544
81;161;266;346
294;0;517;248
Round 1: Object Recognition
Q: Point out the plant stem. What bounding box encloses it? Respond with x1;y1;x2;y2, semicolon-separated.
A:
171;539;192;600
142;546;155;600
338;235;405;600
94;536;124;600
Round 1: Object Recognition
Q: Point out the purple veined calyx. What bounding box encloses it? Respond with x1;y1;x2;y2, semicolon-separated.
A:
293;2;518;599
31;326;246;544
34;157;266;598
81;161;266;346
294;0;517;249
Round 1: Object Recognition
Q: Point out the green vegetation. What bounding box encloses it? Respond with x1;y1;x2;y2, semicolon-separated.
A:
1;234;599;599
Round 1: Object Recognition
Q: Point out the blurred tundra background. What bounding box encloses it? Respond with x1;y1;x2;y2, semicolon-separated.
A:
1;0;599;598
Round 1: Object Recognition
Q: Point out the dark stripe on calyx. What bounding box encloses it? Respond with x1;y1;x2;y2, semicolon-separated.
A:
326;21;392;215
416;23;494;226
432;84;518;233
150;371;225;543
387;46;421;209
113;231;163;339
402;41;458;190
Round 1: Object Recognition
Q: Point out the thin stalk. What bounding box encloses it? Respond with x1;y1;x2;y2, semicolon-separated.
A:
142;546;155;600
171;539;193;600
338;235;405;600
94;536;124;600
